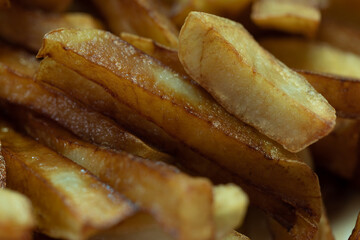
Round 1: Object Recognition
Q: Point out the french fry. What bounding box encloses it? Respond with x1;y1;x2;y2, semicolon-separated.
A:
168;0;252;27
0;188;35;240
0;43;173;164
38;28;323;240
13;0;72;12
92;0;179;48
0;119;136;240
11;109;248;240
260;37;360;79
349;212;360;240
179;12;335;152
0;143;5;188
0;4;103;52
311;118;360;180
251;0;321;37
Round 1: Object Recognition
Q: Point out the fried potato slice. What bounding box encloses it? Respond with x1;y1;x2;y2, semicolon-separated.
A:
0;4;103;52
13;109;248;240
0;119;136;240
0;188;35;240
260;37;360;79
38;28;323;240
0;143;5;188
13;0;72;11
349;212;360;240
251;0;321;37
179;12;335;152
168;0;252;27
0;43;172;164
92;0;178;48
311;118;360;180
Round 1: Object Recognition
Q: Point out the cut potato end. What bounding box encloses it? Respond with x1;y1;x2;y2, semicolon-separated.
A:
179;12;335;152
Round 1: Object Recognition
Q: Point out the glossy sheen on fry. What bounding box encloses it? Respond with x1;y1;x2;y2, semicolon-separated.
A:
16;111;215;240
179;12;335;152
0;44;172;163
0;4;102;52
0;188;35;240
0;120;136;240
38;28;323;240
92;0;179;48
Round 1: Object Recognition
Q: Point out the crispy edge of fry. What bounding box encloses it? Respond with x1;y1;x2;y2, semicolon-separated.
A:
349;212;360;240
0;4;103;52
0;119;137;240
0;188;35;240
251;0;321;37
92;0;179;48
38;28;323;240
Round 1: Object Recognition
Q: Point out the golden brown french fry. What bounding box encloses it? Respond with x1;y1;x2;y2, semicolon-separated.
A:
311;118;360;180
0;188;35;240
92;0;179;48
260;37;360;79
317;20;360;56
0;119;136;240
299;71;360;118
251;0;321;37
0;43;173;164
38;28;323;240
13;0;72;11
349;212;360;240
0;4;103;52
12;109;248;240
179;12;335;152
168;0;252;27
0;144;5;188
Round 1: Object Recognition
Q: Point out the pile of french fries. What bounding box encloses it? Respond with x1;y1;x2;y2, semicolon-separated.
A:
0;0;360;239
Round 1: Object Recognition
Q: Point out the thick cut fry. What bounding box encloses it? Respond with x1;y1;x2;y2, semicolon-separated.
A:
349;212;360;240
251;0;321;37
0;4;103;52
13;109;248;240
0;144;5;188
0;188;35;240
168;0;252;27
299;71;360;118
92;0;179;48
38;28;323;240
311;118;360;179
0;120;136;240
0;44;173;164
179;12;335;152
260;38;360;79
13;0;72;11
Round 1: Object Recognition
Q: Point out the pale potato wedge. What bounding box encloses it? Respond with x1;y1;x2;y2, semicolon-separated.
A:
92;0;179;48
349;212;360;240
168;0;252;27
251;0;321;37
13;0;72;11
0;4;103;52
260;37;360;79
311;118;360;180
0;43;173;164
38;28;323;240
0;119;136;240
12;109;248;240
179;12;335;153
0;144;5;188
0;188;35;240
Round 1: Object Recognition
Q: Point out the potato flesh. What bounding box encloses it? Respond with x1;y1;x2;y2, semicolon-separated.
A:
16;110;216;240
0;120;136;240
0;188;35;240
179;12;335;153
38;28;323;240
251;0;320;37
92;0;179;48
0;4;102;52
260;38;360;79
